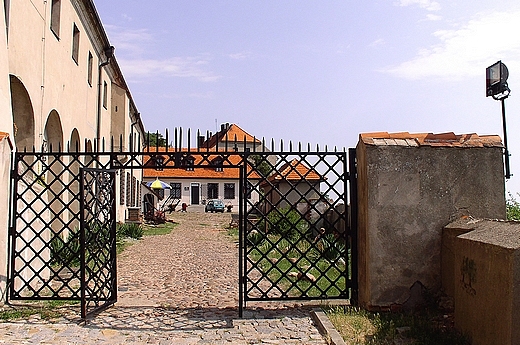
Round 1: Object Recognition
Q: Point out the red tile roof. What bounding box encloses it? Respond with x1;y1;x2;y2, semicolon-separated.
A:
202;124;261;147
360;132;503;148
267;159;324;182
142;149;262;179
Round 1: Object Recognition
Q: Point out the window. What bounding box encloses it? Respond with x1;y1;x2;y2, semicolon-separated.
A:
126;172;131;206
224;183;235;199
119;170;125;205
87;52;93;86
103;81;108;109
50;0;61;38
4;0;10;39
72;24;80;63
207;183;218;199
184;156;195;171
170;183;181;198
213;157;223;172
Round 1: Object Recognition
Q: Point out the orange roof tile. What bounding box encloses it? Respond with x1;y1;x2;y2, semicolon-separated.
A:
0;132;13;149
202;124;261;147
142;151;262;179
360;132;503;148
268;159;324;182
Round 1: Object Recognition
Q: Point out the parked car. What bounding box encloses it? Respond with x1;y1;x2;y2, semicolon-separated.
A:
205;199;225;213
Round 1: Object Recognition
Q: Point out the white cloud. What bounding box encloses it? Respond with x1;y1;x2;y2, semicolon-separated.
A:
425;14;442;21
228;52;252;60
118;56;221;82
369;38;385;48
395;0;441;11
104;25;153;55
381;10;520;80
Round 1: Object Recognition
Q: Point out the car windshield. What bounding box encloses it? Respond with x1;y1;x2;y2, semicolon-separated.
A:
213;200;224;206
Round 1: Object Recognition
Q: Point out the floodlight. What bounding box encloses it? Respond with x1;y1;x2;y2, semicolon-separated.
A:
486;61;509;98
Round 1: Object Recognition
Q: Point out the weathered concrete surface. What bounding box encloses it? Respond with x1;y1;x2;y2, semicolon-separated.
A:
451;219;520;345
356;133;506;308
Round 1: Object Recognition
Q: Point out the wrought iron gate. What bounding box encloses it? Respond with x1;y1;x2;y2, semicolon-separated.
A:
80;168;117;318
238;149;357;315
7;133;357;318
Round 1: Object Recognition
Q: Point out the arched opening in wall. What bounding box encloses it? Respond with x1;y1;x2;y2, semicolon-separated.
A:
68;129;81;233
10;75;35;151
44;111;64;235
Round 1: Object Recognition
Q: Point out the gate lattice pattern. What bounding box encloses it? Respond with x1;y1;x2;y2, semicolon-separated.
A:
240;150;357;307
80;168;117;318
8;134;357;317
9;151;113;301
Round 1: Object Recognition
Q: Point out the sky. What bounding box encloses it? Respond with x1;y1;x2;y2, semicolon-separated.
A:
94;0;520;196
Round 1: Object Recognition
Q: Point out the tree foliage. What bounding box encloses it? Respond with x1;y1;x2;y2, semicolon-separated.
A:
506;193;520;221
146;132;166;147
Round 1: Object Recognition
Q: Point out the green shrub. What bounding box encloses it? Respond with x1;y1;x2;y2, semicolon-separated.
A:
506;193;520;221
50;230;80;267
266;207;309;240
319;233;345;261
247;229;264;246
117;222;144;239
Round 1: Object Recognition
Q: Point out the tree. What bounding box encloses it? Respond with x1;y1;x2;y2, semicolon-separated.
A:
146;132;166;147
249;154;274;177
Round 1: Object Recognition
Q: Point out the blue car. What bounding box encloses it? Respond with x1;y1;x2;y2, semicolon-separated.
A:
205;199;225;213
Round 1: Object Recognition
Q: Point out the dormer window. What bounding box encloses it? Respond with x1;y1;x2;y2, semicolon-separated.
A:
213;157;223;172
183;156;195;171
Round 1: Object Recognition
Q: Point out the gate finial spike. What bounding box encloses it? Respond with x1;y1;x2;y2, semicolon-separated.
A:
289;141;293;152
165;128;169;152
187;128;191;152
119;134;123;152
271;138;275;152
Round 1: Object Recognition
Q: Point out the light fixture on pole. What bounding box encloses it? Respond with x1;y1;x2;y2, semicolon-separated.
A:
486;61;512;179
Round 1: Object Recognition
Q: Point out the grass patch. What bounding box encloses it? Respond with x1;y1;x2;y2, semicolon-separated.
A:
324;306;469;345
248;233;347;297
142;221;178;236
0;300;78;321
226;226;239;241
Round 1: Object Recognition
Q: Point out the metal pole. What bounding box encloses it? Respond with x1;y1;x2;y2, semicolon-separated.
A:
501;98;511;179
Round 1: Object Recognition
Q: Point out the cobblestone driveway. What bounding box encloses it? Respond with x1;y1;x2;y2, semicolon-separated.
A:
0;212;328;344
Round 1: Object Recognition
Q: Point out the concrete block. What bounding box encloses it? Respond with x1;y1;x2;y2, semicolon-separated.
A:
452;220;520;345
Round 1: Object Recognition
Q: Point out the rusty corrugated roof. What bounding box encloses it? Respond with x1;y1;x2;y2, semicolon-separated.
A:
359;132;503;148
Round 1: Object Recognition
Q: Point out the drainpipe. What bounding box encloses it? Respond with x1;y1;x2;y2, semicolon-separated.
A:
96;46;115;151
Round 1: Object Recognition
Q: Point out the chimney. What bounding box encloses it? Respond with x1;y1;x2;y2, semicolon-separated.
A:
197;136;205;148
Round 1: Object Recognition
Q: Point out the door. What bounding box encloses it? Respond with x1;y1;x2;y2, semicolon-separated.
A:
191;183;200;205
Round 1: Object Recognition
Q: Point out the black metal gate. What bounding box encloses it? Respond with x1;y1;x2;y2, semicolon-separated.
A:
238;149;357;315
7;133;357;318
80;168;117;318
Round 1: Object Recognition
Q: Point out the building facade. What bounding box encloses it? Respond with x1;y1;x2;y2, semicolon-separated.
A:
0;0;145;299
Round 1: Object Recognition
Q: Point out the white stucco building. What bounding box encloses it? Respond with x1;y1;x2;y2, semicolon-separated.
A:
0;0;145;299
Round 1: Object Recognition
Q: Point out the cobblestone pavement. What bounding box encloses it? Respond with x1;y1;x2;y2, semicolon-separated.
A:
0;212;328;344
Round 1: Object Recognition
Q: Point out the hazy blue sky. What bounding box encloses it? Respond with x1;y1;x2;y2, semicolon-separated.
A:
95;0;520;195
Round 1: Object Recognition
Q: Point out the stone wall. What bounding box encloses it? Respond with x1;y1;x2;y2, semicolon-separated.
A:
356;132;506;308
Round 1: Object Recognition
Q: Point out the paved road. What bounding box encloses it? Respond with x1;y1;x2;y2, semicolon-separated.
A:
0;212;328;344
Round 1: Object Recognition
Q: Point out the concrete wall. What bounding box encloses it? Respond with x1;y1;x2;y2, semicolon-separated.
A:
445;219;520;345
357;132;506;308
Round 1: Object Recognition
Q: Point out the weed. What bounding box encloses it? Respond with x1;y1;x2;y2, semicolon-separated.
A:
325;306;470;345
